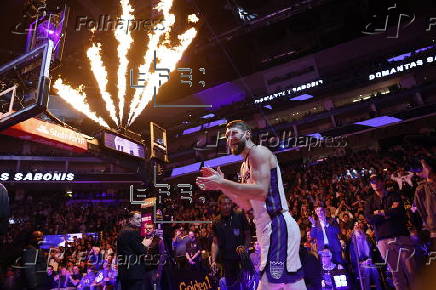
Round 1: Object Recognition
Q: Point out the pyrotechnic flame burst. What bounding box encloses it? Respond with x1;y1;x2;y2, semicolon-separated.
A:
188;14;199;23
86;43;118;126
53;79;110;128
114;0;134;125
53;0;198;129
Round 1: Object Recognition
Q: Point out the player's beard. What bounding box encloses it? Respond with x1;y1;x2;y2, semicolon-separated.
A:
230;138;246;155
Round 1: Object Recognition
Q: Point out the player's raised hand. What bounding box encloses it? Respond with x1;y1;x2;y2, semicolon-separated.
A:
200;167;216;177
197;167;223;191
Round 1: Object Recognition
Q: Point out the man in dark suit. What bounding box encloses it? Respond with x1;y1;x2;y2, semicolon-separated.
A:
309;207;344;265
0;183;10;236
211;195;251;290
142;222;166;290
117;211;148;290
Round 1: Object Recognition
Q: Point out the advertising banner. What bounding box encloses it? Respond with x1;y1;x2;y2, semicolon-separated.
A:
1;118;88;152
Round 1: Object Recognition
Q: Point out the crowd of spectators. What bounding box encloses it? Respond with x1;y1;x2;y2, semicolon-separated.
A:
161;138;435;289
0;136;434;289
283;141;434;289
0;199;130;289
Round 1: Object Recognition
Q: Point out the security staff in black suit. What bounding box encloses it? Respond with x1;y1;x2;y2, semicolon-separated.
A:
117;211;148;290
211;195;251;289
0;183;10;236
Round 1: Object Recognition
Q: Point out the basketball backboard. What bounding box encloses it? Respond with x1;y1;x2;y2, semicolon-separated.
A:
0;40;53;131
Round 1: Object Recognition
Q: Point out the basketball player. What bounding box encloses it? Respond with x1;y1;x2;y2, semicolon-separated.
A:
196;120;306;290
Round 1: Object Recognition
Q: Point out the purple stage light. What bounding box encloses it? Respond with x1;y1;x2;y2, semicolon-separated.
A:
203;119;227;129
201;113;215;119
387;53;412;62
183;120;227;134
290;94;314;101
355;116;402;127
204;155;243;168
264;105;272;110
387;46;435;63
66;200;120;204
171;162;201;177
36;21;61;43
415;46;433;53
183;125;202;135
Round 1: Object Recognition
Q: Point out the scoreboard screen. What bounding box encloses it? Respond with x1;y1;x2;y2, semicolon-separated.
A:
104;132;146;159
